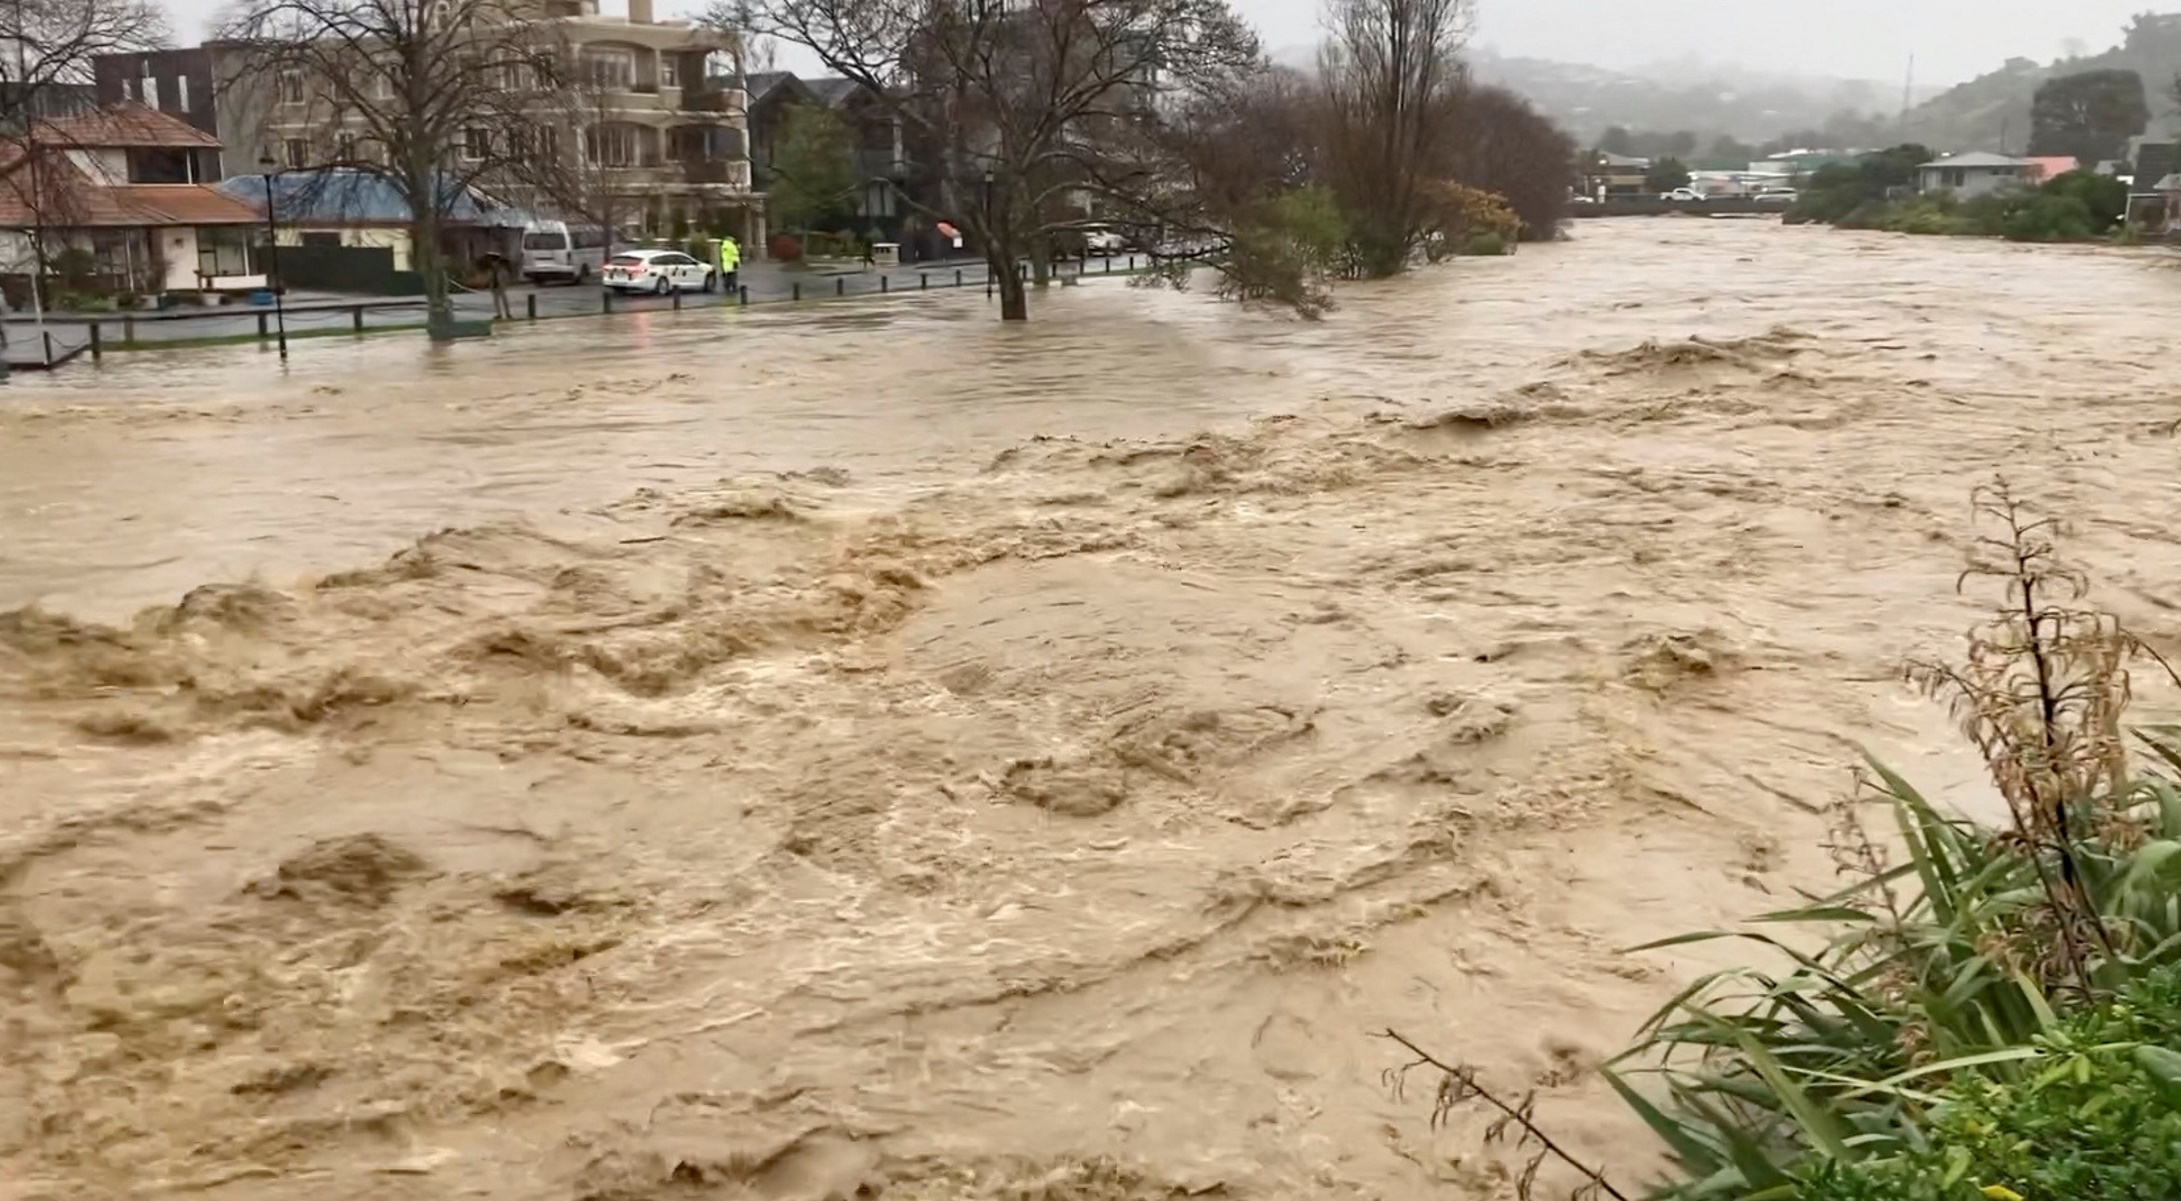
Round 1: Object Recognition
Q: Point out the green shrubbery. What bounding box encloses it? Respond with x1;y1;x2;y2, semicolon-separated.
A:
1793;163;2130;243
1803;966;2181;1201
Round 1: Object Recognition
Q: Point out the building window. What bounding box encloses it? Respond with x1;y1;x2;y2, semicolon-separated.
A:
462;126;491;160
373;71;395;100
335;132;357;161
196;225;253;279
583;48;635;90
661;57;678;88
137;69;156;105
279;71;304;104
176;75;190;112
283;138;309;168
586;123;640;167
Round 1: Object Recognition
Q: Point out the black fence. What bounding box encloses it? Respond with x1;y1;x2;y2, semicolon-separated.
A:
258;242;422;295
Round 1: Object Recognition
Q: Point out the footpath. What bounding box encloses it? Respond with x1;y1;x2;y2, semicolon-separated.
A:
0;253;1154;365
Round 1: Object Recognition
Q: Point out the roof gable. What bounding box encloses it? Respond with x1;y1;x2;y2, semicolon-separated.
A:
40;102;221;149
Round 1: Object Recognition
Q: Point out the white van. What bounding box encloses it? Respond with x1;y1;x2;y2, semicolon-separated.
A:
519;221;608;285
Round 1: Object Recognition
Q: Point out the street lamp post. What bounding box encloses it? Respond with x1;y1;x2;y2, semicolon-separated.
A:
981;168;994;299
256;155;289;361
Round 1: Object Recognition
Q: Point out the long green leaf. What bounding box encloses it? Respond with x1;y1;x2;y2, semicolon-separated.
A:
1728;1026;1851;1159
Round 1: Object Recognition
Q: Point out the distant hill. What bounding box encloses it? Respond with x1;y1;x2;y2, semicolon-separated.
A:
1906;13;2181;154
1256;45;1938;150
1465;51;1930;146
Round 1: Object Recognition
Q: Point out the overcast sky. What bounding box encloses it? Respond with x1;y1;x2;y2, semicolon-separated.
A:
171;0;2154;87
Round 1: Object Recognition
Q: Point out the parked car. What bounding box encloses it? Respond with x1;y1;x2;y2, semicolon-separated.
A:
602;250;716;294
1659;187;1706;202
1754;189;1798;207
520;220;609;285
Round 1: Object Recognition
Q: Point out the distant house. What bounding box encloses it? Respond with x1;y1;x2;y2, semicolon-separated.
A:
1915;152;2036;199
1583;152;1651;198
217;168;528;279
2128;139;2176;189
2024;156;2080;183
2145;173;2181;234
1748;149;1854;182
0;103;264;297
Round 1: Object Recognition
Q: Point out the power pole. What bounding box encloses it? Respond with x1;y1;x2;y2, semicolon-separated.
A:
1899;55;1914;137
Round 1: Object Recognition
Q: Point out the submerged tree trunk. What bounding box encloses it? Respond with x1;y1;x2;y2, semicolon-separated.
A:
990;249;1028;320
1030;231;1051;287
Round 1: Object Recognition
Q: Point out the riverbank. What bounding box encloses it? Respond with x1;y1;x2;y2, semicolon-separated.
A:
4;219;2180;1199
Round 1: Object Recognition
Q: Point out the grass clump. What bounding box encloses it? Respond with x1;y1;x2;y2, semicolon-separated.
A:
1598;483;2181;1199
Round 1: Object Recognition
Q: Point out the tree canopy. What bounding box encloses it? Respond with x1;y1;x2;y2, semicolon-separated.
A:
1644;156;1692;192
766;100;856;233
2028;69;2148;165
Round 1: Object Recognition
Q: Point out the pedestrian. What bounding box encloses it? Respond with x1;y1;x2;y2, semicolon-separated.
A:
717;236;739;293
481;251;513;320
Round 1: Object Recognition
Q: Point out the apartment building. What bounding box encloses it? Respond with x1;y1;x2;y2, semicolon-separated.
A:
525;0;757;236
234;0;760;244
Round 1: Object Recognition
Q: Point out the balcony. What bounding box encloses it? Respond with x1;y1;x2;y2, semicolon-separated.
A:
679;159;750;189
679;87;746;115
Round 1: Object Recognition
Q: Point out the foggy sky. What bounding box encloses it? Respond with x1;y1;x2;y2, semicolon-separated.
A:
165;0;2156;87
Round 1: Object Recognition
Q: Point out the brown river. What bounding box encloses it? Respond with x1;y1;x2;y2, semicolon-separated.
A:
3;218;2179;1199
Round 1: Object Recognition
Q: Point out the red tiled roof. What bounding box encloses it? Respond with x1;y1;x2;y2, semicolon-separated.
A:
38;102;221;149
0;155;260;228
2025;156;2080;181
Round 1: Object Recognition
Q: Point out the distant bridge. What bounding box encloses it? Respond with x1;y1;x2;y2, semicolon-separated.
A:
1571;198;1784;218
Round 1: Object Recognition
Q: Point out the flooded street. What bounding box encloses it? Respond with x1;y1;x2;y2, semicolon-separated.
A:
4;218;2181;1199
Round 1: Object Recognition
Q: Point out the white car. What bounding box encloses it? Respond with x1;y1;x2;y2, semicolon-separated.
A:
601;250;717;294
1659;187;1706;202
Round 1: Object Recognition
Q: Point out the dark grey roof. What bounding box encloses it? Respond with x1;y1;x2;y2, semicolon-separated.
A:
805;77;865;106
744;71;797;101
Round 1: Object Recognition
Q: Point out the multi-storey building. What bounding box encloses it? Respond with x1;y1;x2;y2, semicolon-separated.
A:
99;0;761;244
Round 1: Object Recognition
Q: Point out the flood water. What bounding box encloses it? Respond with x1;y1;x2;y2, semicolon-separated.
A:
6;218;2157;618
4;218;2180;1200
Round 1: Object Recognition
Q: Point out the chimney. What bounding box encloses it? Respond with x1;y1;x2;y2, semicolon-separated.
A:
628;0;652;21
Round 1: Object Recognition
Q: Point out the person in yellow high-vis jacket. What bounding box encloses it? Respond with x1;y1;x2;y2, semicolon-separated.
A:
717;236;740;293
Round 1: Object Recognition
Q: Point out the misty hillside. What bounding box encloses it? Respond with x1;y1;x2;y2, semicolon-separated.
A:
1468;51;1922;144
1906;12;2181;154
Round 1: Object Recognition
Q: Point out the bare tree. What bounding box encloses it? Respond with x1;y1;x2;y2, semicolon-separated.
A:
723;0;1261;321
0;0;168;293
1445;83;1573;242
512;77;639;255
1;0;166;127
220;0;571;324
1317;0;1469;276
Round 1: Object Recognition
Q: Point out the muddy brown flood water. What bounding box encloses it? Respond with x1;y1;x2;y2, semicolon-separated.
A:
4;219;2181;1199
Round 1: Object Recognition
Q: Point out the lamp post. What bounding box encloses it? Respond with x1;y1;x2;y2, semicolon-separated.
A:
981;169;994;299
256;155;289;361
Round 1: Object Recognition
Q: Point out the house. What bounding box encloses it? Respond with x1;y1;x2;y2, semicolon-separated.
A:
2128;138;2175;189
805;77;910;231
1915;152;2036;198
0;103;265;297
91;44;285;180
254;0;758;249
217;168;527;286
2024;156;2080;183
2143;173;2181;235
1582;152;1651;198
744;70;819;193
743;71;925;241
